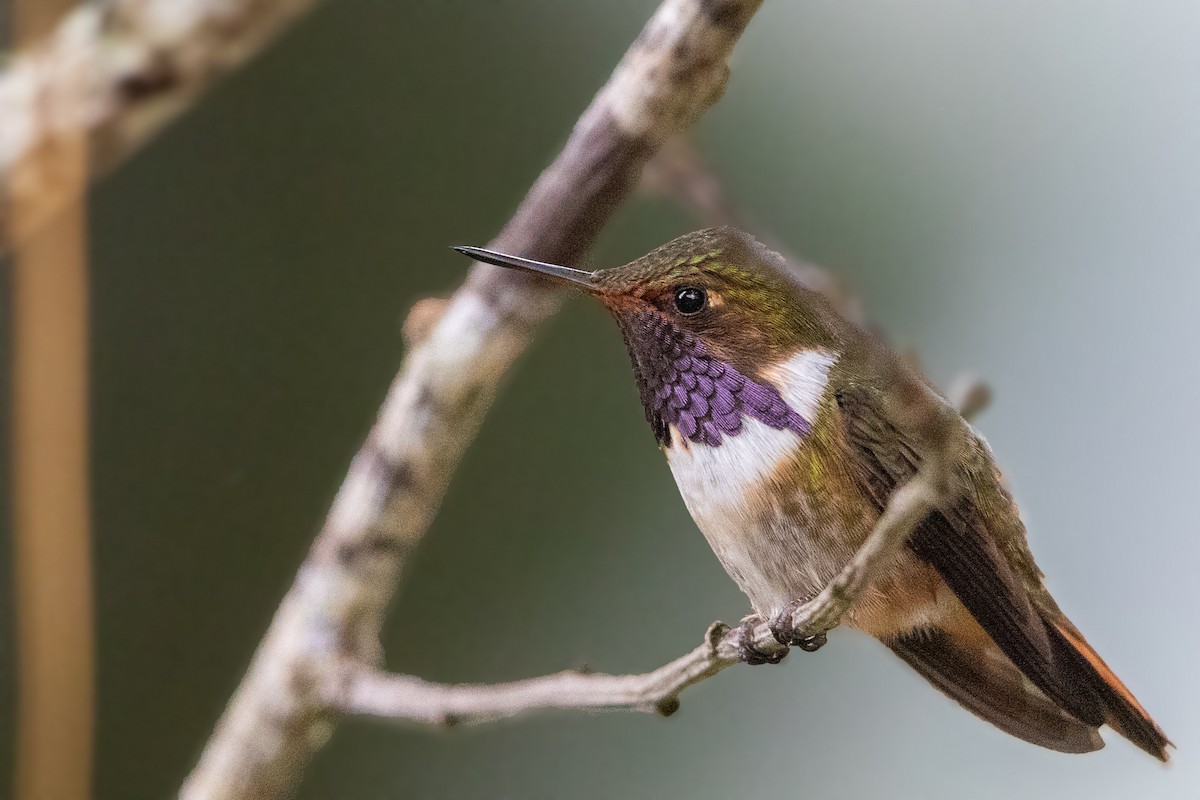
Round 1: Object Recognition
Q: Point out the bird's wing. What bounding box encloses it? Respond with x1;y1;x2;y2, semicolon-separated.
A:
835;381;1168;759
834;385;1087;709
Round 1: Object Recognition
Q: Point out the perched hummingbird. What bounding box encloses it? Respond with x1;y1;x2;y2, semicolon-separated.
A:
456;227;1169;760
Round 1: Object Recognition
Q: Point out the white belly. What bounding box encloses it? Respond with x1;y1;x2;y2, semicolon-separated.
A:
665;349;837;615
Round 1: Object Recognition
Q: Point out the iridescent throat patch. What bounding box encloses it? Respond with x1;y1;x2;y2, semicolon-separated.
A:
618;309;811;448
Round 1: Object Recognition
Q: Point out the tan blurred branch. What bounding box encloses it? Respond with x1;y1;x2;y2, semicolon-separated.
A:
181;2;764;799
10;4;94;800
11;162;94;800
0;0;322;253
7;2;316;794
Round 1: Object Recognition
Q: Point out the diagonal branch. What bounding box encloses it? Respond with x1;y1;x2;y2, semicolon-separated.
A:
331;382;986;728
180;2;764;799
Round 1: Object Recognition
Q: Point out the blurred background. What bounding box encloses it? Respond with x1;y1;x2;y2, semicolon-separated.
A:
3;0;1199;797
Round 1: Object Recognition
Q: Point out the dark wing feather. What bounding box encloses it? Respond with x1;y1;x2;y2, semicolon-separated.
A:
835;387;1104;724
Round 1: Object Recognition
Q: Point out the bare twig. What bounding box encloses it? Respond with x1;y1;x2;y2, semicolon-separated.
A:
335;622;739;726
181;3;764;799
332;382;986;728
0;0;322;253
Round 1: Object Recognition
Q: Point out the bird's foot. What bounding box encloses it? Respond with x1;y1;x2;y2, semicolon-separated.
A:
733;615;787;666
769;598;828;653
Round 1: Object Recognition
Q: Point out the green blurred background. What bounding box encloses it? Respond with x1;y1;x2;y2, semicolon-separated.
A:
8;0;1200;797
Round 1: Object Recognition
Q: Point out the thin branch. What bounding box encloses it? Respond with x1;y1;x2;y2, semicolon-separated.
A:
181;3;764;799
335;622;738;727
332;381;985;727
0;0;321;254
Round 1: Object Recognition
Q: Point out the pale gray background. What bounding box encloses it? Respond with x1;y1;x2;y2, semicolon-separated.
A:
10;1;1200;797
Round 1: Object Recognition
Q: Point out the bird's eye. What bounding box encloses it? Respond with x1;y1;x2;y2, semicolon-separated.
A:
673;286;707;315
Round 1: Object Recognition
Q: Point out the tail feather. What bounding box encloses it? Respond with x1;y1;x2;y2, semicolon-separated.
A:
889;611;1171;760
896;498;1170;759
1048;619;1172;761
889;627;1104;755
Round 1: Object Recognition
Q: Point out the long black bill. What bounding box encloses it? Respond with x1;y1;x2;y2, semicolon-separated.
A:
453;246;596;289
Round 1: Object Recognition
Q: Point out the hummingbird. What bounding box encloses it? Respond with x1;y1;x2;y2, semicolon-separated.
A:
455;227;1170;760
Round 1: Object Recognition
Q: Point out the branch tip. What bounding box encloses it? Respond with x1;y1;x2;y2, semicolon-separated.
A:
655;697;682;717
704;621;731;650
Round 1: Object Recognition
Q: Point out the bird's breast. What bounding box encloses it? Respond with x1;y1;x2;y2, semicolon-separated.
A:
664;348;845;614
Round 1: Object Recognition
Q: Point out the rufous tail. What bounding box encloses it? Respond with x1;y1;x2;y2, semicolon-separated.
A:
1049;618;1171;761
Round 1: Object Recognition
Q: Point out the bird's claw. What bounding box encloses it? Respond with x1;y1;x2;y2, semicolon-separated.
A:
769;598;828;653
733;616;787;666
